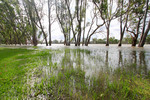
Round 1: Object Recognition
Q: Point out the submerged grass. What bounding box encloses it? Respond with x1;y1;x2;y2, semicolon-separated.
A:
0;47;150;99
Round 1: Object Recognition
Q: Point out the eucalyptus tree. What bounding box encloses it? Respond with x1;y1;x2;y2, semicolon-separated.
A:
138;0;150;47
55;0;71;46
0;0;20;45
84;3;105;46
23;0;38;46
65;0;77;46
100;0;118;46
13;0;32;45
75;0;84;46
48;0;55;46
32;0;48;46
65;0;87;46
118;0;130;47
82;0;87;46
64;0;100;46
86;0;111;46
126;0;149;46
0;2;8;44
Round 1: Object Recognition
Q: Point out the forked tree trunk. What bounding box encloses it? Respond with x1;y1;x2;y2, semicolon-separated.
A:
138;0;149;47
132;38;137;47
118;0;129;47
138;20;150;47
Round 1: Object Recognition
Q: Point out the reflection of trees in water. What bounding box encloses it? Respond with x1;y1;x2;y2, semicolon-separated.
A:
61;49;72;68
50;49;149;77
104;50;149;76
139;51;148;75
105;51;108;66
60;49;83;68
122;50;148;75
77;49;81;68
118;51;123;67
139;51;145;65
131;51;137;64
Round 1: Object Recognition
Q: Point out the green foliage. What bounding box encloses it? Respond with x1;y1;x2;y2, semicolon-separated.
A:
52;39;59;43
123;35;132;44
109;37;119;44
146;34;150;44
100;0;108;18
92;37;119;44
0;0;37;45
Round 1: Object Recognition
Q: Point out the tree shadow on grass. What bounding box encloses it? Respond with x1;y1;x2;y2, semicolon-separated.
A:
0;48;33;61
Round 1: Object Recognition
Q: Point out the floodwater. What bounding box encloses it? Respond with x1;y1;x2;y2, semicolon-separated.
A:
27;44;150;99
1;44;150;77
1;44;150;99
35;44;150;78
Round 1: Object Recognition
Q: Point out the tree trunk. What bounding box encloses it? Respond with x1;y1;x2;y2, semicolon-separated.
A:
33;27;38;46
138;0;149;47
118;9;129;46
64;34;66;45
138;20;150;47
82;0;87;46
106;26;110;46
48;0;51;46
132;38;137;47
118;16;128;46
33;0;48;46
118;20;123;46
24;1;37;46
118;38;123;46
84;37;89;46
32;23;37;46
118;0;123;47
77;26;81;46
65;0;77;46
68;30;71;46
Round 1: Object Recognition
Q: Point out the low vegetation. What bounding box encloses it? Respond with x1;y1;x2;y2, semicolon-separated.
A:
0;48;150;99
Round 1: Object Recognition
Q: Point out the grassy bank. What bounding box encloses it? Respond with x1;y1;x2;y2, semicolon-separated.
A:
0;48;150;99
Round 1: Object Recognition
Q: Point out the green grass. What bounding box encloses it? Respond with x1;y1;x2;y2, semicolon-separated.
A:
0;48;32;98
0;47;150;99
0;48;52;99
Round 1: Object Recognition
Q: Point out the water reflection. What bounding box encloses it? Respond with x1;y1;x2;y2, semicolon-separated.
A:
26;46;150;99
118;51;123;66
44;47;150;78
30;46;150;83
139;51;148;75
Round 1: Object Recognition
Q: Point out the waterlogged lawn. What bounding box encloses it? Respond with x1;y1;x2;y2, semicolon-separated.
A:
0;47;150;99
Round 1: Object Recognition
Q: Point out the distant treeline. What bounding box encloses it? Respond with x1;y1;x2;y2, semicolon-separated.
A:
0;0;149;47
38;35;150;44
